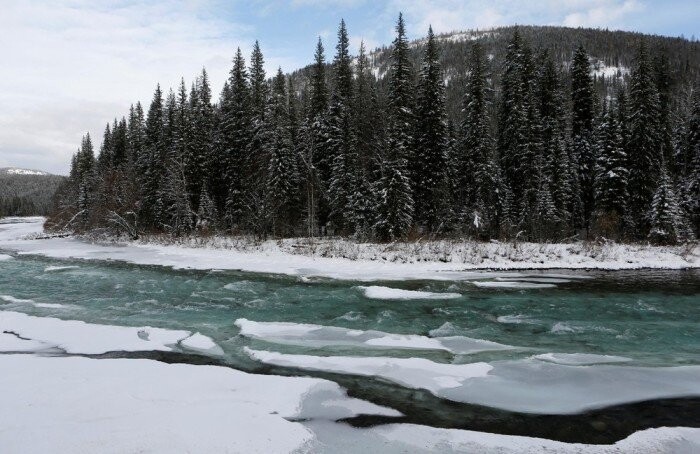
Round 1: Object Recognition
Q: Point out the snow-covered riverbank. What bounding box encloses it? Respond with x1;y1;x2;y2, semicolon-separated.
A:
0;217;697;282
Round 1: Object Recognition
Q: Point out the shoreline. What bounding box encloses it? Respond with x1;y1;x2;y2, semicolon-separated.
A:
0;217;697;280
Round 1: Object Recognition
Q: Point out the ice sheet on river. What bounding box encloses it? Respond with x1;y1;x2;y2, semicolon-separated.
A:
246;348;700;414
235;319;515;355
0;310;221;355
0;354;399;453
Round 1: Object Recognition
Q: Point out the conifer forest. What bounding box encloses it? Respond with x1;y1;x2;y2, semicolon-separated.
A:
48;16;700;245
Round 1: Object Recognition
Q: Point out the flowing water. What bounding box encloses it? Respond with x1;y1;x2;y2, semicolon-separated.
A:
1;250;699;443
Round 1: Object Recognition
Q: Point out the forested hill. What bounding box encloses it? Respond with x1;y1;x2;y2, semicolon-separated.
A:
0;169;65;217
49;18;700;244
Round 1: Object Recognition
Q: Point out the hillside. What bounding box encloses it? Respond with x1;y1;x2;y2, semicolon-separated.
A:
291;25;700;122
0;169;65;217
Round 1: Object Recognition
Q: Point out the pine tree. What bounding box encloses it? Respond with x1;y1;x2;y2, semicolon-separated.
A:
76;133;95;227
628;40;662;236
375;13;414;240
678;88;700;233
593;100;629;237
498;30;537;234
141;84;166;229
570;45;596;231
327;20;356;233
266;69;299;235
413;26;449;231
220;48;251;227
350;40;378;236
648;166;694;244
300;37;329;235
457;42;500;236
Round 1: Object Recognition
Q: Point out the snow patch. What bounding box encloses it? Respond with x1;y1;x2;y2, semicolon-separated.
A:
0;254;12;261
44;265;80;272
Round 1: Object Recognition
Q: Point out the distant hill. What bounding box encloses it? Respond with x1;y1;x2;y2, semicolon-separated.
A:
291;25;700;121
0;168;65;217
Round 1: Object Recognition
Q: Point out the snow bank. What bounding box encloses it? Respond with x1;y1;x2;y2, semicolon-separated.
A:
0;354;399;453
1;218;696;282
235;319;514;355
247;349;700;414
0;310;212;355
305;422;700;454
358;285;461;300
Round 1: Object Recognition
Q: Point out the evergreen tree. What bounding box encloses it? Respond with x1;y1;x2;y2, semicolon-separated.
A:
648;166;694;244
628;40;662;236
187;68;214;211
570;45;596;231
413;26;449;231
593;100;629;236
457;42;500;236
76;133;95;227
266;69;299;235
220;48;251;227
375;13;414;240
327;19;356;232
678;88;700;233
141;84;166;229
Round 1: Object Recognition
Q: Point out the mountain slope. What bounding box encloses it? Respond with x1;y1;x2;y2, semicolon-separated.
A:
0;169;65;217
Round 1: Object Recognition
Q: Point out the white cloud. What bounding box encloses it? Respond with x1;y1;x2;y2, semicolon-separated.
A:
0;0;294;174
563;0;643;28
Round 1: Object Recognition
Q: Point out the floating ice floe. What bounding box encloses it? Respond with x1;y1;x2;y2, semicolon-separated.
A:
0;310;219;355
181;332;225;356
496;314;541;325
235;319;515;355
0;253;12;261
472;281;556;289
532;353;632;366
358;286;461;300
246;349;700;414
44;265;80;272
1;295;74;310
494;277;572;284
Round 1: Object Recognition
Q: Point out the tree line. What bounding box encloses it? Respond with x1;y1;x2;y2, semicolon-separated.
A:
48;15;700;244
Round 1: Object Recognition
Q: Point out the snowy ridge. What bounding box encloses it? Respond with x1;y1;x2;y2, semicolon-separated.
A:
0;167;49;176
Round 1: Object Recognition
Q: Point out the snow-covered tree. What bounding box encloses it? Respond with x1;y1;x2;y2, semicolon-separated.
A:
648;167;694;244
413;26;450;232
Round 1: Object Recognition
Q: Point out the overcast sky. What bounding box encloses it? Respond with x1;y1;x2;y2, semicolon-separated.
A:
1;0;698;175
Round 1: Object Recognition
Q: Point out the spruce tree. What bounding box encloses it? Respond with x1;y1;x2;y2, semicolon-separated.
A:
628;40;662;236
414;26;449;231
327;19;356;233
141;85;166;229
679;88;700;233
570;45;596;232
266;69;299;235
457;42;501;236
593;100;629;237
76;133;95;227
648;166;694;244
220;48;251;227
375;13;414;240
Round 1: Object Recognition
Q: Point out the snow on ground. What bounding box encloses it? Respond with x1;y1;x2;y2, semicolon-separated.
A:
246;348;700;414
1;218;697;282
301;422;700;454
236;319;515;355
0;354;399;454
358;285;461;300
0;310;211;355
